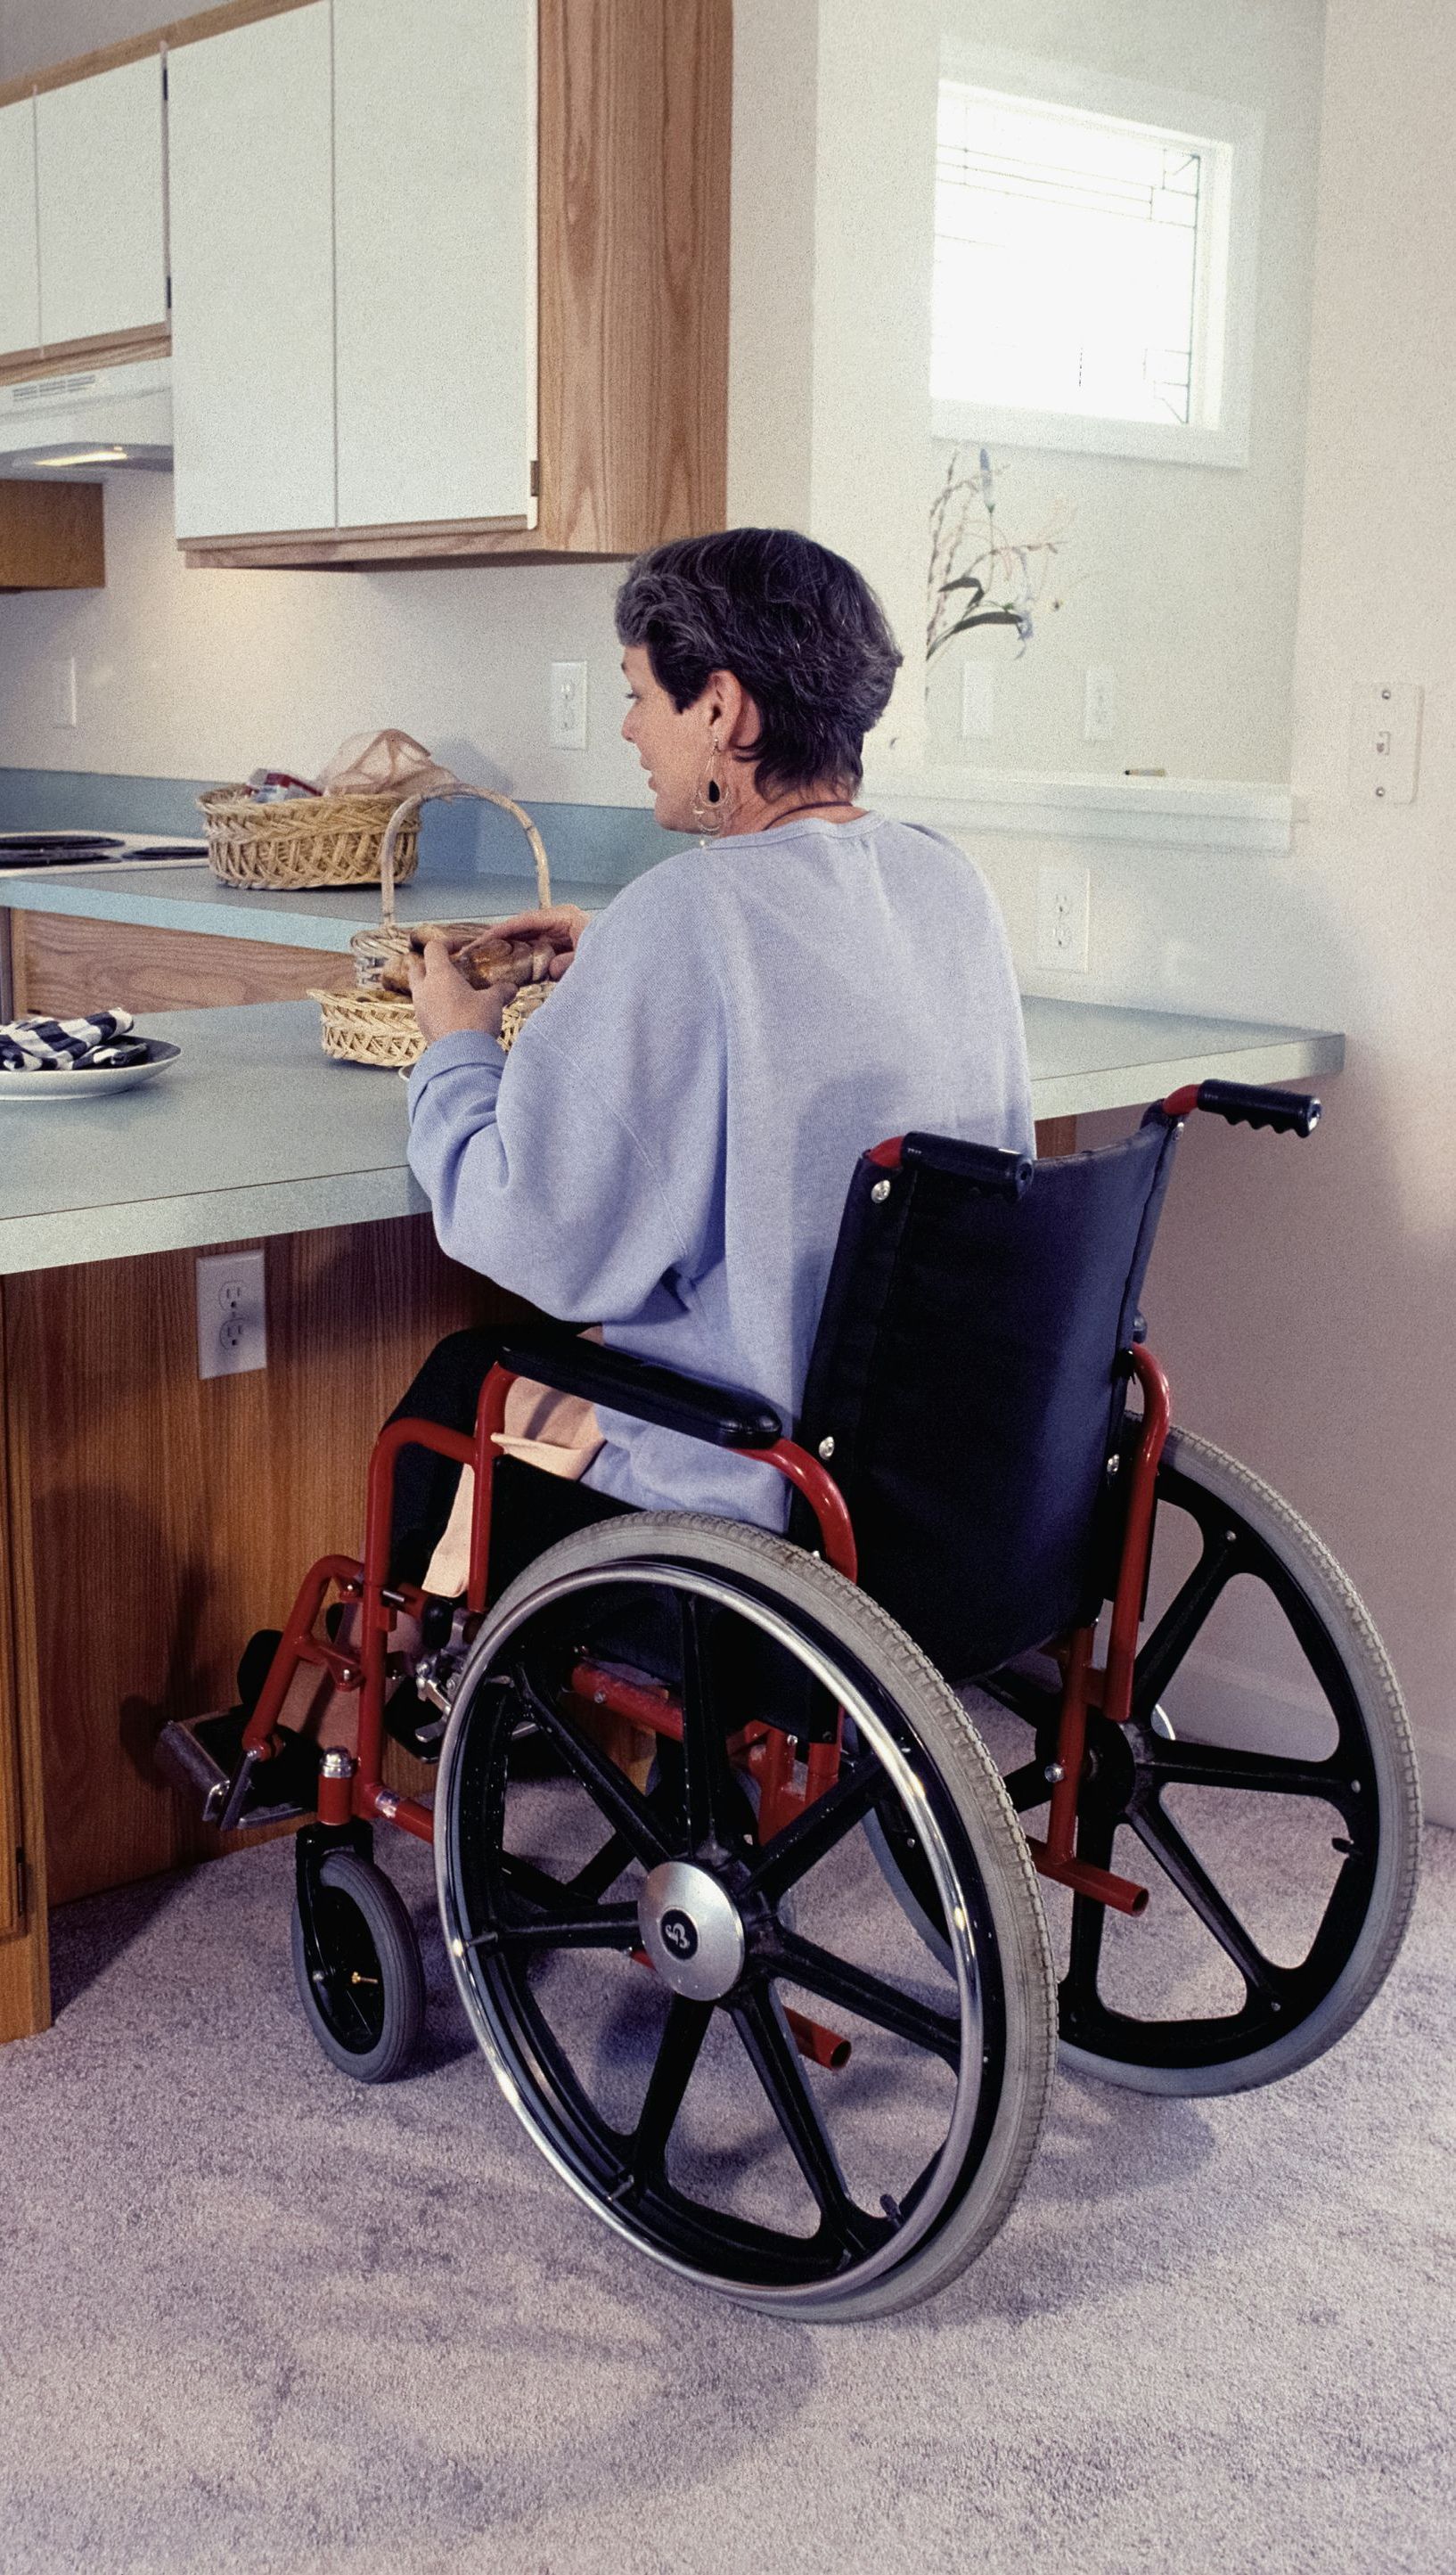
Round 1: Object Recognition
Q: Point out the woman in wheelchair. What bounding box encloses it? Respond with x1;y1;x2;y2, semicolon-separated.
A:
176;531;1419;2322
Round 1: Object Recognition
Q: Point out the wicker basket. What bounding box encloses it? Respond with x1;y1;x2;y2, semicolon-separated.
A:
312;785;553;1070
199;786;422;890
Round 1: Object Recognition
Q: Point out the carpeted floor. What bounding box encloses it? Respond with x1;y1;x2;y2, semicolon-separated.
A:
2;1797;1452;2575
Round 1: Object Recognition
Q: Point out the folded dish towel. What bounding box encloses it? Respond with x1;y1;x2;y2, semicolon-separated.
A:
422;1341;606;1599
0;1007;134;1070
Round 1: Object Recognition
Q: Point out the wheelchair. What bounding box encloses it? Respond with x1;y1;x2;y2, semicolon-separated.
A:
162;1078;1420;2321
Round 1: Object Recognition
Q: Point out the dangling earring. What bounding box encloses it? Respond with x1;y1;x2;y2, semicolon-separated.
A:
691;734;730;838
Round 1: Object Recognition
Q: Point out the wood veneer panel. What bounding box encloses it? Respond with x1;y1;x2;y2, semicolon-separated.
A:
5;1218;519;1907
12;912;355;1018
0;1279;52;2039
0;479;103;590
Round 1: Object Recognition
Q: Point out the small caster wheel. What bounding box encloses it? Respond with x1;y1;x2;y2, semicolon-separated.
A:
291;1848;425;2083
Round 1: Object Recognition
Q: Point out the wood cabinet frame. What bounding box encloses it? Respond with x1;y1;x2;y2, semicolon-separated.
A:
0;0;732;566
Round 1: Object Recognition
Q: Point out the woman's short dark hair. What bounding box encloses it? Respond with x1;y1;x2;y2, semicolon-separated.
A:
615;528;902;798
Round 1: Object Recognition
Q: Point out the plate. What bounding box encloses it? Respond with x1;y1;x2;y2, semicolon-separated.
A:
0;1038;182;1103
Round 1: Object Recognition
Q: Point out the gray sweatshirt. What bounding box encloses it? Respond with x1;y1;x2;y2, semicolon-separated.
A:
406;813;1033;1527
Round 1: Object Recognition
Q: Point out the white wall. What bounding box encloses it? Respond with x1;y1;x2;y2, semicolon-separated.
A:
1104;0;1456;1823
0;470;649;802
923;0;1324;783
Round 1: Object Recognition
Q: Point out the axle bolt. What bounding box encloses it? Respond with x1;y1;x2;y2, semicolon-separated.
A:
1043;1760;1066;1785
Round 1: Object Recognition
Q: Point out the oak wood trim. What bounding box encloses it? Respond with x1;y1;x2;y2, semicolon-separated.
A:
0;479;104;591
0;323;171;388
0;1278;52;2043
0;0;315;108
10;912;356;1020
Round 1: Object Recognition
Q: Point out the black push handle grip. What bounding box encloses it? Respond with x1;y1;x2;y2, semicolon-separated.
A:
1194;1079;1321;1138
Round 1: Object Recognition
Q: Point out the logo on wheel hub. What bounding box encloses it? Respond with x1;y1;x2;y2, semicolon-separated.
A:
659;1908;699;1961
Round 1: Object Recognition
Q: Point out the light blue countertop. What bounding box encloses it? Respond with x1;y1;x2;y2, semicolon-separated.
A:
0;996;1344;1278
0;860;609;953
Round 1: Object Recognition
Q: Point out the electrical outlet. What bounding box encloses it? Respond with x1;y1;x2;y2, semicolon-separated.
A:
960;662;994;741
1084;665;1117;744
51;657;78;728
1036;864;1091;973
549;660;588;750
196;1250;266;1380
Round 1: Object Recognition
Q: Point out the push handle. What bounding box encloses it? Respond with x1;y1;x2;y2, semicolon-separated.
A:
1158;1079;1321;1138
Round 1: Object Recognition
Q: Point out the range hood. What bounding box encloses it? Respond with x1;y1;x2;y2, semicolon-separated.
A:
0;357;172;475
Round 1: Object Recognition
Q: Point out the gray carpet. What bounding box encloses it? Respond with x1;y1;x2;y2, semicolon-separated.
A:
2;1798;1452;2574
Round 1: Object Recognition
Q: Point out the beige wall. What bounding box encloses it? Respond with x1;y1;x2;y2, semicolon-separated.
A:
1134;0;1456;1821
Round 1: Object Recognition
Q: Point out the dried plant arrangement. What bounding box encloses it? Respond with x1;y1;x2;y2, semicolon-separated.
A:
928;446;1073;662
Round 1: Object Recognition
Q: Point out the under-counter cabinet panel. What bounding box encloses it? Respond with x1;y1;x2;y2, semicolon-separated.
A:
35;56;167;349
0;98;41;361
333;0;536;531
168;3;337;539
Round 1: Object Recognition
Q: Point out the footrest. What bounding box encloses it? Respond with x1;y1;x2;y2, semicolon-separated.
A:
157;1708;321;1832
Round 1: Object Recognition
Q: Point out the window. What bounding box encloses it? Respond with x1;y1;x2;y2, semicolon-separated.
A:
932;56;1262;468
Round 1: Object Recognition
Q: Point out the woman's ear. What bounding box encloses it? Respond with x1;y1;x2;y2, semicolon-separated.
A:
707;668;758;752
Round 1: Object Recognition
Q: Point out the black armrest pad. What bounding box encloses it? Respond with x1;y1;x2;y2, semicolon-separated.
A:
497;1336;782;1450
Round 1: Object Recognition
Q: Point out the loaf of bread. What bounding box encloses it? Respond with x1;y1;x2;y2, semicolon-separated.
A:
379;923;559;996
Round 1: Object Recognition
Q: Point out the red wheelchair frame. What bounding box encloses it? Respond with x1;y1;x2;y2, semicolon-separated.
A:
235;1114;1192;1933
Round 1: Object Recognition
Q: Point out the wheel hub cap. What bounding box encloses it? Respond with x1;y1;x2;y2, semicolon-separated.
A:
638;1859;746;2001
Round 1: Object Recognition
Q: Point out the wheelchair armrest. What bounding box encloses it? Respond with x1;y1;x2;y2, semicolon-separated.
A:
495;1335;783;1450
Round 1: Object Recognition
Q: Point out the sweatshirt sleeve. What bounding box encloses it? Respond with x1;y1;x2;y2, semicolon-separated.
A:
405;864;725;1322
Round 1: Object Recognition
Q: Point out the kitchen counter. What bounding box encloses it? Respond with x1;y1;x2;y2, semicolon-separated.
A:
0;994;1344;1279
0;858;611;954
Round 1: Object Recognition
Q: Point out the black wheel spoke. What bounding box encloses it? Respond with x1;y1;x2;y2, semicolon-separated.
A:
745;1759;881;1903
762;1927;961;2067
491;1855;639;1953
1002;1757;1051;1814
628;1997;713;2182
1141;1736;1348;1805
731;1989;886;2257
1131;1523;1242;1721
1129;1798;1281;1999
677;1593;739;1855
513;1665;673;1868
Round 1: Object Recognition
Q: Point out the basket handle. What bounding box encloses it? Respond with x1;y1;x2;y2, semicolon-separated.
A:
378;786;553;928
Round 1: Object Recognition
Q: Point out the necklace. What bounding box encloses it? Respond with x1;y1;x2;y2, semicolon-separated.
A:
757;795;862;832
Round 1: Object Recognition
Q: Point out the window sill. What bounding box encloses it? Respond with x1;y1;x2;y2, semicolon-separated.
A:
861;762;1297;853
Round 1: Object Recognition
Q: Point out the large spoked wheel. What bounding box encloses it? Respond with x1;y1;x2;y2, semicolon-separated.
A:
436;1514;1055;2320
988;1429;1421;2095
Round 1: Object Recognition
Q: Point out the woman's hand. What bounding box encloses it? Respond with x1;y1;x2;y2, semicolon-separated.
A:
487;903;589;980
408;939;513;1044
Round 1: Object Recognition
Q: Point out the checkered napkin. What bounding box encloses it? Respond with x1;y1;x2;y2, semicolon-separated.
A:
0;1007;135;1070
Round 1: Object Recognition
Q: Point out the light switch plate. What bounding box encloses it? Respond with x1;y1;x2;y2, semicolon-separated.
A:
51;657;78;728
1350;681;1421;804
197;1249;266;1380
550;660;588;750
1084;665;1117;744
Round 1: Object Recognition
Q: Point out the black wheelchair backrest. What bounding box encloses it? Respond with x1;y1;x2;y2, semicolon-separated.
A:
794;1118;1180;1679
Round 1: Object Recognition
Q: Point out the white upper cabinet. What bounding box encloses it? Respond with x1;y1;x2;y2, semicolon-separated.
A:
332;0;536;529
0;99;41;358
36;56;167;348
168;4;336;539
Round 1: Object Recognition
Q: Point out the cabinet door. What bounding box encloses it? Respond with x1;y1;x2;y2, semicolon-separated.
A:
168;3;336;540
0;98;41;361
36;57;167;349
333;0;536;530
